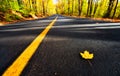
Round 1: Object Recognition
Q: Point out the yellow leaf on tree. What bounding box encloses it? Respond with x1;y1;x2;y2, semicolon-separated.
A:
80;50;94;59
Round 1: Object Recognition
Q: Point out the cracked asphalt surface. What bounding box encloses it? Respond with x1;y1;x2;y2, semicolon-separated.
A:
0;15;120;76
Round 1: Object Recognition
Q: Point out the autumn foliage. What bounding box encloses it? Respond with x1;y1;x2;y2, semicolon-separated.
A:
0;0;120;22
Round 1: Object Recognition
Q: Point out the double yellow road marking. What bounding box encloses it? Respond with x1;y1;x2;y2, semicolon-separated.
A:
2;17;58;76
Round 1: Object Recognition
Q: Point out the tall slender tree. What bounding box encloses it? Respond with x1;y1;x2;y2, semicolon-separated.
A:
42;0;45;15
72;0;74;15
112;0;118;18
104;0;114;18
93;0;98;17
78;0;83;16
87;0;93;17
68;0;70;15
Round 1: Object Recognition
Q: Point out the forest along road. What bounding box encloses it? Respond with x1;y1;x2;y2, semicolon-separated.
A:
0;15;120;76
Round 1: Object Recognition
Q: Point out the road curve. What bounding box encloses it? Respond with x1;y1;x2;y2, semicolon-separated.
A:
0;15;120;76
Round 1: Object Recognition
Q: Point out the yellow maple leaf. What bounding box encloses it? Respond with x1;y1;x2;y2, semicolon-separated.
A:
80;50;94;59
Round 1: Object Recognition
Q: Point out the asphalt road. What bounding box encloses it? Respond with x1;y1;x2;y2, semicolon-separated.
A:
0;15;120;76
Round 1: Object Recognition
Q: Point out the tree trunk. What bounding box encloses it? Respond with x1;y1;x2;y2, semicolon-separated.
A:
112;0;118;18
87;0;93;17
93;0;98;17
68;0;70;15
89;0;93;17
42;0;45;15
78;0;82;16
104;0;114;18
72;0;74;15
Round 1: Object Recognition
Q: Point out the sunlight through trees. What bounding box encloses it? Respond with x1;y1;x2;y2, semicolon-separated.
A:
53;0;58;4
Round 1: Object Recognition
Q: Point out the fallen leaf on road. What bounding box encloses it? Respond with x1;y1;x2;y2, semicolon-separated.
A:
80;50;94;59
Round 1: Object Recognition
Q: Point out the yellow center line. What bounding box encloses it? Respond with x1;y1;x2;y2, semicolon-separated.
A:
2;16;58;76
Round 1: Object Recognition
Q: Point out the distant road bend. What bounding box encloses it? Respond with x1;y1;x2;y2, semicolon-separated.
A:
0;15;120;76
